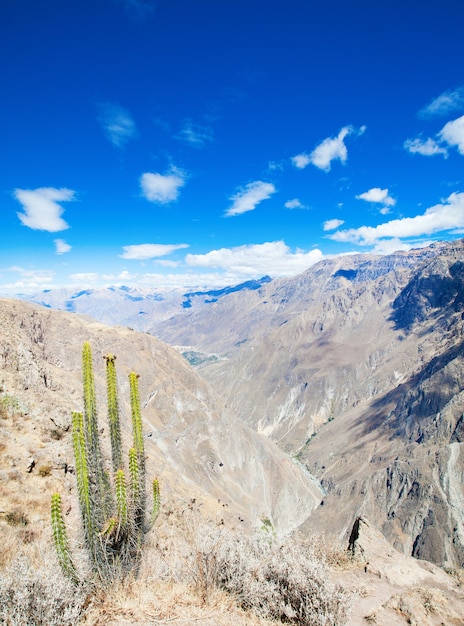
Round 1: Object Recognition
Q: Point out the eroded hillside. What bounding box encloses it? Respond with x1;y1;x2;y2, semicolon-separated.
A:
0;298;322;550
151;240;464;568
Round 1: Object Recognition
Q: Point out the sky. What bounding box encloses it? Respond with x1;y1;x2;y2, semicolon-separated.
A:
2;0;464;295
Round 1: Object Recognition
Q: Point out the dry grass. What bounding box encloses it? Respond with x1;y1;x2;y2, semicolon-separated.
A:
0;502;354;626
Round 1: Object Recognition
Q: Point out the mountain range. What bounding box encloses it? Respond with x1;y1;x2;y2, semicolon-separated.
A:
11;238;464;569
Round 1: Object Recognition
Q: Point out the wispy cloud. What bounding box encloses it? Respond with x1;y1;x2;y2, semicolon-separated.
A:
70;272;100;283
120;243;189;260
97;102;138;148
54;239;71;254
419;87;464;118
323;218;344;231
225;181;276;216
4;266;55;292
328;192;464;246
439;115;464;155
186;241;323;277
292;125;366;172
356;187;396;207
14;187;75;232
285;198;306;210
175;120;214;148
404;136;448;157
116;0;156;21
140;167;186;203
267;160;285;171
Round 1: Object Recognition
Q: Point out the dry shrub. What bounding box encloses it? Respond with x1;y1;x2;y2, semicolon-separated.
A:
186;525;353;625
4;509;29;527
38;463;52;477
0;556;87;626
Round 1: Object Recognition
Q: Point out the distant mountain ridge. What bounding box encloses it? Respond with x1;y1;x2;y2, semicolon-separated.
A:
22;276;273;331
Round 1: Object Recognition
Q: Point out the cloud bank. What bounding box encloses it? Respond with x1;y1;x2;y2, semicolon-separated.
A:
329;192;464;246
14;187;75;232
186;241;323;276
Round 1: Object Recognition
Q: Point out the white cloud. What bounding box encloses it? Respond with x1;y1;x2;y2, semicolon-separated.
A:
175;120;214;147
419;87;464;118
97;102;138;148
140;168;186;203
14;187;75;232
291;153;311;169
120;243;189;260
329;192;464;246
439;115;464;154
285;198;306;210
308;125;365;172
70;272;100;283
3;266;55;292
186;241;323;277
323;218;345;231
403;136;448;157
356;187;396;207
54;239;71;254
225;181;276;217
370;238;416;255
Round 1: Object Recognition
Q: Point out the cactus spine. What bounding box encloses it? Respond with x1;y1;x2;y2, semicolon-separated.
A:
51;342;160;584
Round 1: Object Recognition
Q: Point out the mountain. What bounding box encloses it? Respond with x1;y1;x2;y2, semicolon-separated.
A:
150;240;464;568
9;241;464;568
0;297;322;543
22;276;273;332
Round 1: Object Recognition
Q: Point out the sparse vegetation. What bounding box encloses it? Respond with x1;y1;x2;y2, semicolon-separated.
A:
185;523;353;625
4;509;29;527
0;556;87;626
38;463;52;477
0;394;21;419
51;342;160;585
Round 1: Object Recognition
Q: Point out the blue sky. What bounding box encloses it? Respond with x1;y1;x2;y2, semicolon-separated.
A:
2;0;464;295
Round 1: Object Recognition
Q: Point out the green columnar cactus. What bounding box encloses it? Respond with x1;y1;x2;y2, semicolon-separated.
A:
150;479;161;528
71;411;93;545
105;354;123;472
51;342;160;584
129;372;145;472
82;343;112;524
51;493;78;584
115;469;128;530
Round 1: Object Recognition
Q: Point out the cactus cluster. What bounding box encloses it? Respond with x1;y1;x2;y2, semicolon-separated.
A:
51;342;160;583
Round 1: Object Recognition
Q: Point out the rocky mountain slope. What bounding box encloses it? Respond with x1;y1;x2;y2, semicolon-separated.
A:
0;298;322;545
7;240;464;570
150;240;464;568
